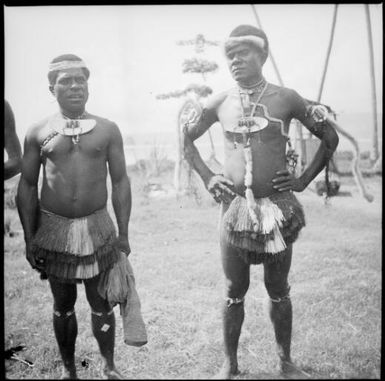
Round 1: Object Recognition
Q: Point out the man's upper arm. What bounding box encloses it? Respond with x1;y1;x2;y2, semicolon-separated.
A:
185;92;224;141
289;89;329;139
289;89;339;160
107;123;128;184
20;127;41;186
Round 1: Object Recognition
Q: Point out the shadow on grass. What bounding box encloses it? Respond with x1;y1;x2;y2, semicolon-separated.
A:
238;371;284;379
236;365;324;379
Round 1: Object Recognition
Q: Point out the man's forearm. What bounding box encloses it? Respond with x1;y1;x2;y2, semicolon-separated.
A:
111;176;131;237
300;121;339;188
16;178;39;243
183;129;215;186
4;158;22;180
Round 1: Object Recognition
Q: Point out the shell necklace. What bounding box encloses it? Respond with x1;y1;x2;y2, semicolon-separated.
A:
54;111;96;145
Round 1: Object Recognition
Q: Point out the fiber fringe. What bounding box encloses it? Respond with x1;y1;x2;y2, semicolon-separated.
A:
222;191;305;260
31;207;119;281
32;208;116;255
32;242;120;280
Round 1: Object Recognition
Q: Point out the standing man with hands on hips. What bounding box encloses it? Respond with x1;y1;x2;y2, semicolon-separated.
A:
183;25;339;379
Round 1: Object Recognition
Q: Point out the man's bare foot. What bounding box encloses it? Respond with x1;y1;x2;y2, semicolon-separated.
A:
211;362;240;379
60;366;78;379
281;360;310;379
103;367;124;380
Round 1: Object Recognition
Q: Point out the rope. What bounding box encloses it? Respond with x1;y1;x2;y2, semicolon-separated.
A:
317;4;338;202
317;4;339;103
364;4;380;162
250;4;284;87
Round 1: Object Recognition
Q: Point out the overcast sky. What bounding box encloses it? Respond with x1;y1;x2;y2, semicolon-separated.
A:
4;4;383;142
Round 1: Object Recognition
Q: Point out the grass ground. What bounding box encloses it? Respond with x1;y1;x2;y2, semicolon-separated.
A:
3;170;382;379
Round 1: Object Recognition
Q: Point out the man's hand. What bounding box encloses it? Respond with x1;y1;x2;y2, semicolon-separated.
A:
26;241;45;272
206;174;236;203
272;170;306;192
26;242;37;269
114;234;131;256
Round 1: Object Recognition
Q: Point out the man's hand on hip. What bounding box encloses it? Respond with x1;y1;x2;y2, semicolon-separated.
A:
272;169;306;192
207;174;236;203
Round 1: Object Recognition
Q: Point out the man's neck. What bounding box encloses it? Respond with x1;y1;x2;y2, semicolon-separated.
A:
60;108;86;119
237;75;265;89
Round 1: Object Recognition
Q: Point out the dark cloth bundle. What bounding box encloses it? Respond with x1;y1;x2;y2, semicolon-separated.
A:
98;251;147;347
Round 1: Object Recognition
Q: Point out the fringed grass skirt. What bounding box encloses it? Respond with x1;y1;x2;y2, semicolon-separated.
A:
31;207;120;283
221;191;305;265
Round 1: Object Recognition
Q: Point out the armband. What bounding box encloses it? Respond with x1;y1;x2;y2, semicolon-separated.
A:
305;104;328;124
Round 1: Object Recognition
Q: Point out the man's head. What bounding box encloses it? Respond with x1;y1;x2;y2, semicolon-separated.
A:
224;25;269;86
48;54;90;116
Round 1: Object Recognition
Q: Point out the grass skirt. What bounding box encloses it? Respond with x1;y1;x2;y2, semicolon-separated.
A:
222;191;305;264
31;208;119;282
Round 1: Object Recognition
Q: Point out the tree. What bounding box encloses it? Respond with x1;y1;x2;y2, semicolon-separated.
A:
157;34;222;198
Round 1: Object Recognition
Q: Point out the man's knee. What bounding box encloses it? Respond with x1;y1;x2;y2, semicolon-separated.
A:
264;256;291;300
265;280;291;301
225;278;249;299
50;281;77;314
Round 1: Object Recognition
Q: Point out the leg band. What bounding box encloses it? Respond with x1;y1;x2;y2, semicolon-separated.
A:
269;285;291;303
270;294;291;303
226;297;245;308
91;309;114;317
53;309;75;318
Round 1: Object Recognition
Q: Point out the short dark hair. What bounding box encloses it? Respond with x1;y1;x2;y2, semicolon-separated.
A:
48;54;90;85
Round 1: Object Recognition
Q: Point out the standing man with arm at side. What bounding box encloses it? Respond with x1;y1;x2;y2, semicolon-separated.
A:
17;54;131;379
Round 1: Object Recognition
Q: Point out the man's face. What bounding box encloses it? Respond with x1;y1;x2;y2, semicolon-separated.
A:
225;42;265;84
50;67;89;114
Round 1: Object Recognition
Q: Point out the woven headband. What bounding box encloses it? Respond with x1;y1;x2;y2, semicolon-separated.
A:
49;60;87;72
225;35;266;51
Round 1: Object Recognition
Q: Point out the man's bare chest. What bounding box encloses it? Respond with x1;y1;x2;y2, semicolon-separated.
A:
39;126;108;160
218;90;292;137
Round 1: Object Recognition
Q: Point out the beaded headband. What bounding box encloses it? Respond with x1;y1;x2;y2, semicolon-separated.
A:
48;60;87;72
224;35;266;51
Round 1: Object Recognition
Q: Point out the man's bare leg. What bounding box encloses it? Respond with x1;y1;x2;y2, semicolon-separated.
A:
264;245;309;379
213;237;250;379
84;275;123;380
49;279;78;379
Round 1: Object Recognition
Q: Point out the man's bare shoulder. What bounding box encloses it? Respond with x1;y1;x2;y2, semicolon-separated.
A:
25;115;55;140
267;84;306;113
206;89;232;110
87;114;119;131
86;114;122;144
266;83;301;100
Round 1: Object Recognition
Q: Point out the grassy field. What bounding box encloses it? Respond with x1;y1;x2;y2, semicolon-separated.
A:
4;169;382;379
